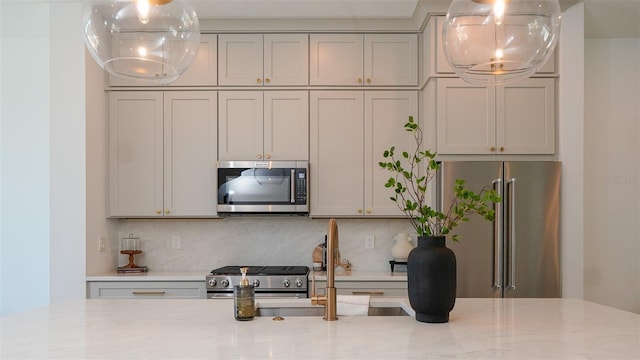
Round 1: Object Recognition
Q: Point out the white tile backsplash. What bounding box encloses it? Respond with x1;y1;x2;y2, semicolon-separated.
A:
114;217;416;271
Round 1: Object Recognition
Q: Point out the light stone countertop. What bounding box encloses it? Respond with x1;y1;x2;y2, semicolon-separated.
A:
86;270;209;281
2;298;638;359
86;270;406;282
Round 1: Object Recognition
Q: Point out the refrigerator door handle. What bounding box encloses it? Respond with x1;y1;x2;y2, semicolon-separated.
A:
507;177;517;290
492;178;503;289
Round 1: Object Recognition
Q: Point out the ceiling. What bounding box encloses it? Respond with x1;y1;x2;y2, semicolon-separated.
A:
188;0;640;38
190;0;423;19
10;0;639;38
582;0;640;38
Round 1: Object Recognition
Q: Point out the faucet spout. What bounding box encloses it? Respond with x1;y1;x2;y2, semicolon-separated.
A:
311;218;339;321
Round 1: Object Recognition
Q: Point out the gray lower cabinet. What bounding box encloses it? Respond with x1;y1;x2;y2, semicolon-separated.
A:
311;280;408;297
88;281;206;299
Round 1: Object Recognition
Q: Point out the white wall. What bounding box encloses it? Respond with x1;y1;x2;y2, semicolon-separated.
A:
0;2;87;315
49;3;87;306
558;3;585;300
85;42;118;274
584;37;640;313
0;2;51;315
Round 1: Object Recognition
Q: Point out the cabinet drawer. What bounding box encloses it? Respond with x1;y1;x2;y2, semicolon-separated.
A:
88;281;206;299
312;280;408;297
335;288;408;297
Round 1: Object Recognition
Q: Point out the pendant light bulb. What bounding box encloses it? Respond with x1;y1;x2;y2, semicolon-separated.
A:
443;0;561;86
494;0;505;25
137;0;151;24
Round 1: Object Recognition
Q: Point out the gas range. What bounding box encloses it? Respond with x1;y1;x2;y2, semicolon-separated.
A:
206;265;309;299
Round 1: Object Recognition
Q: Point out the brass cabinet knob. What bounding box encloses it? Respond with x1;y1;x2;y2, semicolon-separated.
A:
366;209;372;214
165;209;170;214
265;78;270;83
499;147;505;152
357;78;363;84
257;78;262;84
257;154;262;159
155;209;161;215
366;78;371;84
490;146;496;152
265;154;271;159
358;209;363;214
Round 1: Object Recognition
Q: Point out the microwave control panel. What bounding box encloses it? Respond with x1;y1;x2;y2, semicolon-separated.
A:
296;169;307;204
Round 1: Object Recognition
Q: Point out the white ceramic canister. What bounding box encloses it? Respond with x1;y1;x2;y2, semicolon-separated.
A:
391;233;415;261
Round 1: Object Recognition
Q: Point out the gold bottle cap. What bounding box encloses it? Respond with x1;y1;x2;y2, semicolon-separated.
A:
240;267;250;286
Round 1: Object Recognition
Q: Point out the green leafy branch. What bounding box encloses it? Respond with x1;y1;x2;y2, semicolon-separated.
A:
378;116;500;241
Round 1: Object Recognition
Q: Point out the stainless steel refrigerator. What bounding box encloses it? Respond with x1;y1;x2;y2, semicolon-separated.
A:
437;161;561;298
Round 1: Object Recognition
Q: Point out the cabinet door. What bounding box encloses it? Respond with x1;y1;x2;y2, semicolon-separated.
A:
433;15;557;76
264;91;309;160
497;78;556;154
436;78;496;155
108;34;217;87
163;91;218;217
218;34;263;86
536;49;556;74
365;91;418;216
310;91;364;216
109;92;163;216
364;34;418;86
434;16;454;74
106;35;164;86
264;34;309;86
218;91;264;160
171;34;218;86
310;34;364;86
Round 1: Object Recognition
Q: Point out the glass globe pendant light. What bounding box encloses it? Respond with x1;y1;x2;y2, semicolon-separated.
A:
443;0;561;86
83;0;200;85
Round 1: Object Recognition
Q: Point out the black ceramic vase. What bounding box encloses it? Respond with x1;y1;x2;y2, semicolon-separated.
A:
407;236;456;323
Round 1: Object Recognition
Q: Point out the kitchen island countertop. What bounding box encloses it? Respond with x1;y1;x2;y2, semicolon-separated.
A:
2;298;638;359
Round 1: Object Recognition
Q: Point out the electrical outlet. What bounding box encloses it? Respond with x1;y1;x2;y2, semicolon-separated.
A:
98;236;106;252
172;236;181;250
365;235;375;249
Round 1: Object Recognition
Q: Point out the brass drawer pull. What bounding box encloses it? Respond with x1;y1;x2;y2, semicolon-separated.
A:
352;291;384;296
132;291;166;296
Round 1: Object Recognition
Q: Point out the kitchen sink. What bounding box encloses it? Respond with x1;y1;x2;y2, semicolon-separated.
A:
255;306;409;317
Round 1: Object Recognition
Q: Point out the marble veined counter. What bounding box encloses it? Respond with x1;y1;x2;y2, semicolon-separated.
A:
86;270;405;282
86;270;208;281
2;298;638;359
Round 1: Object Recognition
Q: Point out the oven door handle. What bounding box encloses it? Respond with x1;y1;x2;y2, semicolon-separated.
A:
290;169;296;203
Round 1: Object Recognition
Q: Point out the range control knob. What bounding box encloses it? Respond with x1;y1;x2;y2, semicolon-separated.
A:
207;278;217;287
283;279;291;288
295;279;304;288
253;279;260;288
221;279;230;288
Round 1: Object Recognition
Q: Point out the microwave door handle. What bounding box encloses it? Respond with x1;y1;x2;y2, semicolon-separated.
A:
290;169;296;203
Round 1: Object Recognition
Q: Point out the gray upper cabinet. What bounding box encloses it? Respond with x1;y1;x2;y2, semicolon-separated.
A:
218;33;309;86
108;34;218;87
310;33;418;86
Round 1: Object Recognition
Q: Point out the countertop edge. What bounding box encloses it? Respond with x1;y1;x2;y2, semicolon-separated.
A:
86;271;208;281
86;270;407;282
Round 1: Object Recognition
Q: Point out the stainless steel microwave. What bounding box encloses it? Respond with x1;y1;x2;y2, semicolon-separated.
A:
217;161;308;214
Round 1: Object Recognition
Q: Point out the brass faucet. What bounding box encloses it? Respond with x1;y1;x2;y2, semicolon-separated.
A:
311;218;339;321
